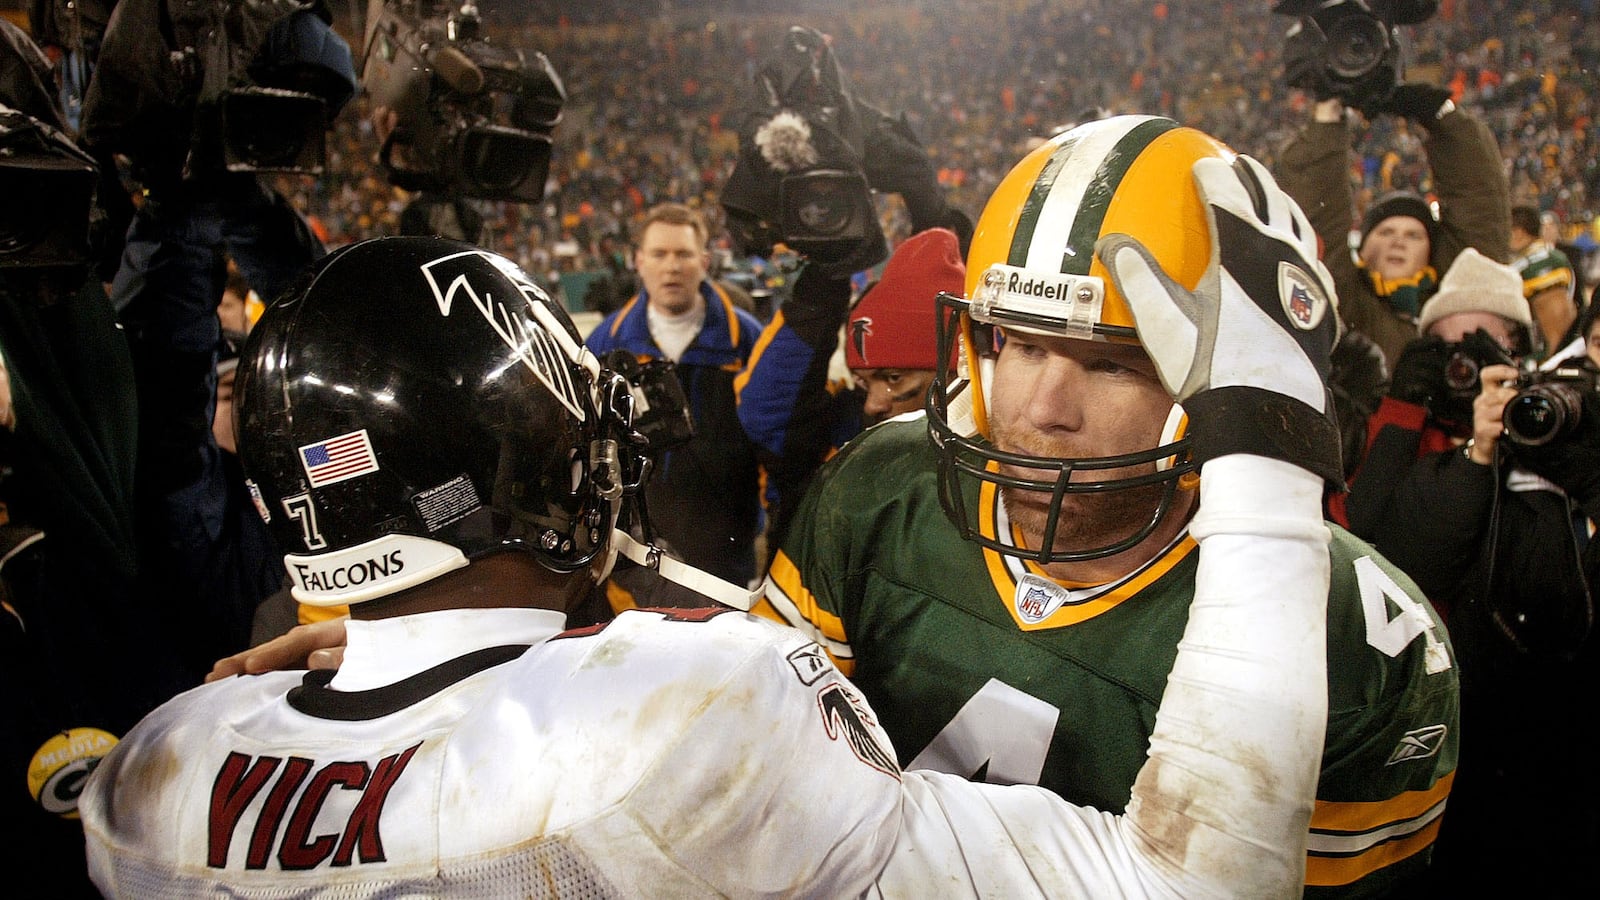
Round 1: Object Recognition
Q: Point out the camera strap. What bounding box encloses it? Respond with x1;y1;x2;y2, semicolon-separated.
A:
610;528;762;612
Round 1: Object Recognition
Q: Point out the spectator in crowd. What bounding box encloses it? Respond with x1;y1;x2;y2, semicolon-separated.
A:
1338;246;1599;895
584;202;765;587
737;227;965;556
756;116;1459;897
1277;89;1510;372
144;235;1341;898
1510;202;1580;357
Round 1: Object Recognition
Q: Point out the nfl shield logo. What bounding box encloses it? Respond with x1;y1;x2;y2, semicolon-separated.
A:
1018;585;1051;620
1288;283;1314;326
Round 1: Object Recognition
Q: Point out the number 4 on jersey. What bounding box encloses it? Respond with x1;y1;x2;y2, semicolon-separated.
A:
907;679;1060;785
1354;556;1452;675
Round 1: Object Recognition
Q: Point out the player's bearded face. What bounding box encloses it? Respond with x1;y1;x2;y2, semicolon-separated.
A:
986;332;1175;554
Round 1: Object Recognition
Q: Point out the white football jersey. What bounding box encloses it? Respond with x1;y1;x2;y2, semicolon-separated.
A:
83;457;1333;899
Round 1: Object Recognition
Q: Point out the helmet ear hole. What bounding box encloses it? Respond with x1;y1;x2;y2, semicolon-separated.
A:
236;237;617;608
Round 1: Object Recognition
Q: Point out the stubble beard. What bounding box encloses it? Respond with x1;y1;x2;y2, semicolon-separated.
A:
991;423;1168;556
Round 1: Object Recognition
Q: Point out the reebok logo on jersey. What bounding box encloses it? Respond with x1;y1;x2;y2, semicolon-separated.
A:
786;644;831;685
1386;724;1448;765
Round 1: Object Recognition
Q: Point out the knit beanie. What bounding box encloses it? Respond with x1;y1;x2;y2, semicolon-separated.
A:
1416;247;1534;334
1359;190;1439;252
845;228;965;370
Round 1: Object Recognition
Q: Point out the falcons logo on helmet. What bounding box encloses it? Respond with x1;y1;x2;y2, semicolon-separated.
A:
849;316;873;364
419;250;588;421
818;682;899;778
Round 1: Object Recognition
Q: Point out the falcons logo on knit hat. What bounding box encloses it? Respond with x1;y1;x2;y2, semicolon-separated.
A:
849;316;874;362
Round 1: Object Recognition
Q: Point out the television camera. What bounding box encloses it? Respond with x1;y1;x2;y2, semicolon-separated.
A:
361;1;565;203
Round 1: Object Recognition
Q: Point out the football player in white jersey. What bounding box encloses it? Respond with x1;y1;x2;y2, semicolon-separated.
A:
109;226;1335;898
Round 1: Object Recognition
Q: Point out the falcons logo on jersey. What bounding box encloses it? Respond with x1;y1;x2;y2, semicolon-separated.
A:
818;682;899;778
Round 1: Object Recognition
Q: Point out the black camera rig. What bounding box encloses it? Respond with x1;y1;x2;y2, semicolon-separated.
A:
0;104;98;268
1439;328;1600;448
1504;363;1600;448
1274;1;1438;108
361;0;565;203
82;0;356;185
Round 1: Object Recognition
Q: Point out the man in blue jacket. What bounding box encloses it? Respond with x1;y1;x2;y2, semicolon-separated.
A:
585;203;765;588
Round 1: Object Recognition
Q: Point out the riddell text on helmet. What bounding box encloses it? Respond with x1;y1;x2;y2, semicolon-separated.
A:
1006;271;1074;300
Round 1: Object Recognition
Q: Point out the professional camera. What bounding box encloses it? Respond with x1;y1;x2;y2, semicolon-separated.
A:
721;26;881;274
81;2;355;184
362;0;565;203
1503;363;1600;448
1425;329;1517;426
0;106;97;269
1274;1;1438;107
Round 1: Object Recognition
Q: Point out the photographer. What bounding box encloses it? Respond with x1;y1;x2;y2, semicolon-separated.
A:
1340;248;1599;893
1273;0;1510;373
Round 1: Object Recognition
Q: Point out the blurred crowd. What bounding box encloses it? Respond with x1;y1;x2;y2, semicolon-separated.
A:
267;0;1600;307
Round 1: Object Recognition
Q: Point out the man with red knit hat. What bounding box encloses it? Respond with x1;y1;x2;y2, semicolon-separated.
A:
738;227;966;558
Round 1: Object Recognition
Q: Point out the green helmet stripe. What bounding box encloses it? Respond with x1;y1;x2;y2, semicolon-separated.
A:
1007;117;1179;276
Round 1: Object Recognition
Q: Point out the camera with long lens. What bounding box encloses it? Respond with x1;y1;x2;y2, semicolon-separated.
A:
1503;364;1600;448
1273;1;1438;107
0;105;97;268
362;0;565;203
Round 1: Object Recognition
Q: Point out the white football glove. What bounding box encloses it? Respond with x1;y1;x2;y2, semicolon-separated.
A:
1096;153;1344;486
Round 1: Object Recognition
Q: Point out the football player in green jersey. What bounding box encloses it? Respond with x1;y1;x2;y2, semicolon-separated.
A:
1509;204;1580;358
757;115;1461;898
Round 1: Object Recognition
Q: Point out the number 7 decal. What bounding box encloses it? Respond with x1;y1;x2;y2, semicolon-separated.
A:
283;494;327;551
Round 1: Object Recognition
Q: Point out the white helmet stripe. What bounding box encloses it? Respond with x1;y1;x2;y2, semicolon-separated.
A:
1016;116;1177;276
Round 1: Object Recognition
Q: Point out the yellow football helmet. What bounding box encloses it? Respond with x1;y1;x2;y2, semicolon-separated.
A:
928;115;1230;562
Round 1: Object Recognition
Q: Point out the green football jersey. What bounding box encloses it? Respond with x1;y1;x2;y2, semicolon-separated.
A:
759;418;1460;898
1513;240;1575;299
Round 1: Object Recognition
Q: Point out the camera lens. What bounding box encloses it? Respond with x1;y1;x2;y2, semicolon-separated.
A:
1324;14;1391;80
457;126;551;201
1443;352;1481;392
1503;382;1582;447
781;171;872;242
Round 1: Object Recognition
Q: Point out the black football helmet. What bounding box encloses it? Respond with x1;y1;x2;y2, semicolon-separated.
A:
236;236;639;608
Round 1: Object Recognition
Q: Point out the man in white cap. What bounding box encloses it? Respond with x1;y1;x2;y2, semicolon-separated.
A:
1339;247;1600;895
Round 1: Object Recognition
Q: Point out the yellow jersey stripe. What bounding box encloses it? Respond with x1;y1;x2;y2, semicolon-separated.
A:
1305;816;1443;886
1523;268;1573;296
1303;772;1453;885
605;579;639;616
1309;771;1453;833
763;551;853;645
299;602;350;625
